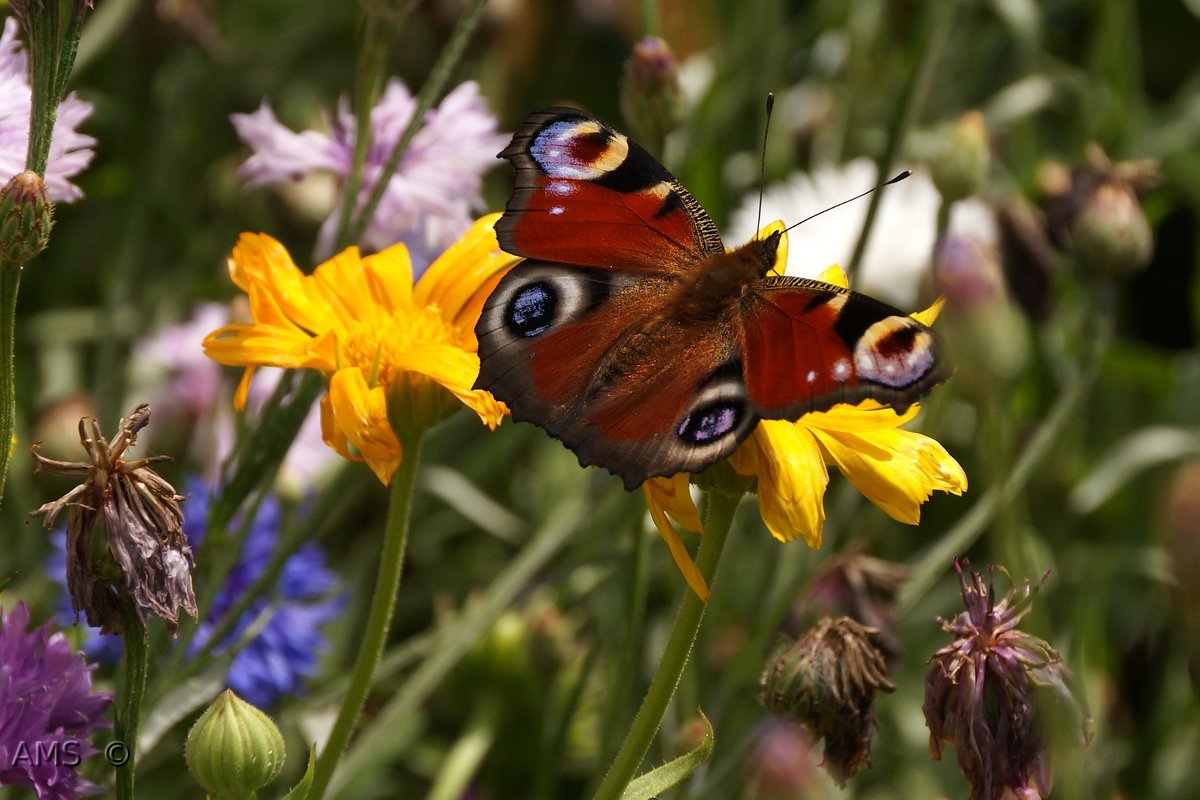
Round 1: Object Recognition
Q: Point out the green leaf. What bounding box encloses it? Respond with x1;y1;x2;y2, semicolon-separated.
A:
281;745;317;800
620;709;714;800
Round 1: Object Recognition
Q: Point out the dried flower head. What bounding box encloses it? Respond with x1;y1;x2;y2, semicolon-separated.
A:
30;404;197;635
760;616;895;785
923;559;1090;800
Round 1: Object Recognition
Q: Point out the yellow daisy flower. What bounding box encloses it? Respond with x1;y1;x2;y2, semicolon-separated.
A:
644;227;967;600
203;214;519;484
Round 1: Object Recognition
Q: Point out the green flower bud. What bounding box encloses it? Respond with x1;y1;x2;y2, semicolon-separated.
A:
619;36;684;151
0;170;54;265
1070;180;1152;278
185;689;286;800
926;110;990;203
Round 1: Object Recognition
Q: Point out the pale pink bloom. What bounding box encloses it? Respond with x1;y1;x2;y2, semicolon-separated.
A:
0;18;96;201
231;79;507;271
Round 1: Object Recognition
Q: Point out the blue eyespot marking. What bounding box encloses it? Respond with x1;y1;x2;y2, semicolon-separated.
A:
507;282;557;338
678;403;741;445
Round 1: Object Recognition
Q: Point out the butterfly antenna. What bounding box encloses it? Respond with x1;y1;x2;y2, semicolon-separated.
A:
754;93;775;241
782;170;911;234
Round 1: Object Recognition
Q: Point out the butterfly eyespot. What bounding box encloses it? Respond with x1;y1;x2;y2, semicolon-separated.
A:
853;318;935;389
507;281;558;338
677;402;743;445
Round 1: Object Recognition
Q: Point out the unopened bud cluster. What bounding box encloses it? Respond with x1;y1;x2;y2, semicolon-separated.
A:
0;171;53;265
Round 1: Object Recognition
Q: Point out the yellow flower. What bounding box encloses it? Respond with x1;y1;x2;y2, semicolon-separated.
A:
203;214;519;484
645;227;966;600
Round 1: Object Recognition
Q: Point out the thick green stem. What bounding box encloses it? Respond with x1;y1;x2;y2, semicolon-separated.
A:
115;602;148;800
308;431;424;800
846;0;957;282
0;265;20;504
590;491;742;800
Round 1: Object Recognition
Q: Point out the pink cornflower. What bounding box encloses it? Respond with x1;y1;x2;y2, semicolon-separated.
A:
231;79;507;271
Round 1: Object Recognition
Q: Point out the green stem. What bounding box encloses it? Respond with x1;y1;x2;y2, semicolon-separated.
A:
115;602;148;800
345;0;489;245
331;490;593;794
590;491;742;800
899;301;1115;614
846;0;957;282
426;701;499;800
0;265;20;504
639;0;659;36
308;430;424;800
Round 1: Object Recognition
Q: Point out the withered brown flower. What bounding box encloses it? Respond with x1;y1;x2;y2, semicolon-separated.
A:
29;404;197;635
760;616;895;786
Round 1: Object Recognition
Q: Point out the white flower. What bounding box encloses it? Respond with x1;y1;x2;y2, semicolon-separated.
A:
231;79;507;272
728;159;996;308
0;18;96;201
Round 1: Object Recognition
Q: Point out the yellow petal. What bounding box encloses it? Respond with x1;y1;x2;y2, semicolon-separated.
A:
415;214;521;327
811;425;966;524
803;399;919;433
327;367;403;484
230;233;337;336
912;296;944;326
644;475;709;601
733;421;829;547
363;242;414;314
392;342;507;428
815;263;849;288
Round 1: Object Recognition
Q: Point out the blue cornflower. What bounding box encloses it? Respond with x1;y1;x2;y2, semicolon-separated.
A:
0;602;112;800
48;480;343;707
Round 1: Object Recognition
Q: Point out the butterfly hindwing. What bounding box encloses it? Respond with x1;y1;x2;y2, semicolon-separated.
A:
496;108;724;274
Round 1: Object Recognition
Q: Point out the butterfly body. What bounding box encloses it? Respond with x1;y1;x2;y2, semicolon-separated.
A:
475;108;945;489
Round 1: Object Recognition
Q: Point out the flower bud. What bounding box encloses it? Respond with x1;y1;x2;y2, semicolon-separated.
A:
0;170;54;265
760;616;895;785
934;235;1028;396
185;689;286;800
1070;180;1152;278
927;110;991;203
924;560;1089;800
1044;144;1157;280
619;36;684;150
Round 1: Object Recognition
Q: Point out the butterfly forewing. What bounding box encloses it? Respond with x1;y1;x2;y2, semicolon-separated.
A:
497;108;724;273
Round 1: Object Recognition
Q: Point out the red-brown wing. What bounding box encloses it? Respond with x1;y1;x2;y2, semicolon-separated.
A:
738;277;945;419
474;261;756;489
496;107;724;274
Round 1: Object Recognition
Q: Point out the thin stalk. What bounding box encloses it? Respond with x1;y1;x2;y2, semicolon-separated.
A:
900;300;1115;614
639;0;659;36
308;430;424;800
426;701;499;800
115;601;148;800
590;491;742;800
0;265;21;503
331;491;592;794
345;0;489;245
846;0;957;282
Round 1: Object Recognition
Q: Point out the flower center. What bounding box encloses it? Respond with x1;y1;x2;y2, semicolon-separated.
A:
340;303;461;389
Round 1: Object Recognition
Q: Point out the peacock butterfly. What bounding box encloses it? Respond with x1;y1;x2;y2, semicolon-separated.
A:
474;107;945;489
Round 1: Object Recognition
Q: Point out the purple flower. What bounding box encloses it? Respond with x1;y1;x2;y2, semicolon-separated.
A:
924;559;1089;800
0;18;96;202
231;79;507;271
0;602;112;800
